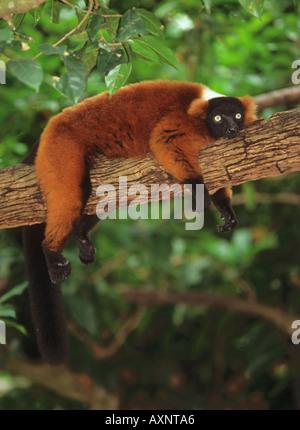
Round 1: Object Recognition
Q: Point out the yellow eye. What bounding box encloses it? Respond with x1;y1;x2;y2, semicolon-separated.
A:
235;113;242;119
214;115;222;122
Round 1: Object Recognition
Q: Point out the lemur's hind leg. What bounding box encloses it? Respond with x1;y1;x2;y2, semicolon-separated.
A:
71;164;99;265
36;136;88;284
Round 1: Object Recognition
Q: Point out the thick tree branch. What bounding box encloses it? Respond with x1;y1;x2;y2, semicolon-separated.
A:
0;108;299;230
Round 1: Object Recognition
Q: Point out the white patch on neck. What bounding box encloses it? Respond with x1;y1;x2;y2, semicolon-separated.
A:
202;87;225;101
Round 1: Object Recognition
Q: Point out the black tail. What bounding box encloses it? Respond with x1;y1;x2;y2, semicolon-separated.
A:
22;225;68;365
22;143;68;365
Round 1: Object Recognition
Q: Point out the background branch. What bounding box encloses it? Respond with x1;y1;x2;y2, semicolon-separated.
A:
116;286;294;336
5;358;119;409
254;87;300;111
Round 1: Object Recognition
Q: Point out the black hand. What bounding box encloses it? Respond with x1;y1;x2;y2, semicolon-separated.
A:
215;201;238;232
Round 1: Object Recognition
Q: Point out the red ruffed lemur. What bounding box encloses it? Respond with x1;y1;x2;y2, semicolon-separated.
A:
21;80;256;364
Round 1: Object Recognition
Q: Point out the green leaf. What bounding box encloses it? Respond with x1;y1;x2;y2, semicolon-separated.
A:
88;11;103;40
38;43;67;56
130;35;177;69
51;0;63;24
13;13;27;31
239;0;264;19
57;54;87;103
98;0;110;7
68;30;89;45
7;40;23;51
0;306;16;319
29;3;45;26
0;42;5;54
202;0;212;14
7;59;43;91
0;282;27;304
100;8;121;34
135;9;164;36
13;31;33;42
80;48;98;74
105;62;132;96
0;27;12;42
122;41;134;63
128;38;160;63
118;9;146;41
3;319;27;335
97;46;125;75
56;73;72;99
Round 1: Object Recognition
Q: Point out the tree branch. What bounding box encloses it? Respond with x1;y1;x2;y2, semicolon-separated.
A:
5;358;119;409
0;108;299;230
254;87;300;111
116;286;294;337
32;0;95;60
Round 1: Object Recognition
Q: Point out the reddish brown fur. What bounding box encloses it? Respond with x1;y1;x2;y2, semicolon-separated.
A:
35;80;256;251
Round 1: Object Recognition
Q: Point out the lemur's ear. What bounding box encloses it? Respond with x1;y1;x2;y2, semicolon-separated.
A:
238;96;257;124
188;99;210;118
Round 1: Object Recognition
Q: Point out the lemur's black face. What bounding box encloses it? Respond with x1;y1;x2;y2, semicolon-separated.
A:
206;97;245;139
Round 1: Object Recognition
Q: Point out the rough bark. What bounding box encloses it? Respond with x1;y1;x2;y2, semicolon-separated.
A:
0;108;299;230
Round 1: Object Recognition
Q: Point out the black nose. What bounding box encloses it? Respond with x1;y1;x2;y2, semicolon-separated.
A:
226;127;238;137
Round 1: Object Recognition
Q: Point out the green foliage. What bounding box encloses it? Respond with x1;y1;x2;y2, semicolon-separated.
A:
7;59;43;91
57;53;87;102
38;43;67;55
88;12;103;40
239;0;264;19
0;1;177;100
118;9;146;41
135;8;164;37
0;27;12;42
0;282;27;336
129;35;178;68
96;45;127;75
105;61;132;95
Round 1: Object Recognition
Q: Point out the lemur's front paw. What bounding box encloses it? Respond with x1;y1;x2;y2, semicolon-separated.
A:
42;245;71;284
76;237;96;265
216;210;238;232
217;216;238;232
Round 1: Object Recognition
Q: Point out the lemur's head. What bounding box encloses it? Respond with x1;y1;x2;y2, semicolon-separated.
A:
206;97;245;138
188;90;256;140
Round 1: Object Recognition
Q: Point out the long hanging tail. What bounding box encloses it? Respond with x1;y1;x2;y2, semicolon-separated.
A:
22;143;68;365
22;224;68;364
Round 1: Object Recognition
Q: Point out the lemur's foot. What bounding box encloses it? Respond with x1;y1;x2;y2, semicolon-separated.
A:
42;244;71;284
216;205;238;232
76;237;96;265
